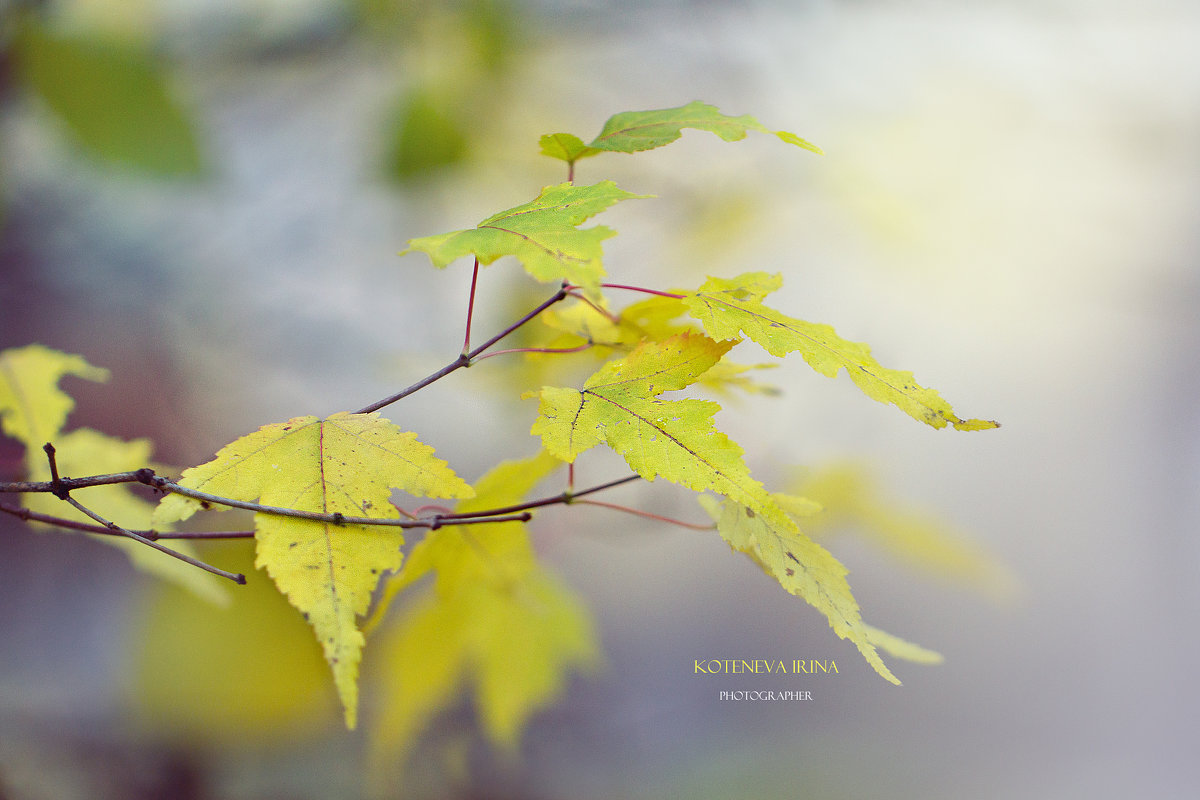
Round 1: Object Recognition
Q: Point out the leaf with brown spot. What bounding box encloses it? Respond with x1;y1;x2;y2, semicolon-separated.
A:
153;412;473;728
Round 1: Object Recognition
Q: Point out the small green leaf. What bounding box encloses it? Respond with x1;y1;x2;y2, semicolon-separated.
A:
14;20;205;176
587;100;822;155
538;133;600;164
402;181;649;291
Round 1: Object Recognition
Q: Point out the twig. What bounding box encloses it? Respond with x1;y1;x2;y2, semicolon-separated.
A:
60;494;245;585
0;470;150;494
461;258;481;355
570;498;715;530
356;285;570;414
438;473;642;520
472;342;594;361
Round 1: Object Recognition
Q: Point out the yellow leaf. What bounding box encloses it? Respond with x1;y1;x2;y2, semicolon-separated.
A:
153;411;473;729
697;360;780;398
468;570;596;746
369;593;469;778
366;449;561;631
0;344;108;448
530;333;787;527
700;494;903;685
682;272;999;430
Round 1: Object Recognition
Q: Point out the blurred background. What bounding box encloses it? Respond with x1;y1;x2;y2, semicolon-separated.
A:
2;0;1199;797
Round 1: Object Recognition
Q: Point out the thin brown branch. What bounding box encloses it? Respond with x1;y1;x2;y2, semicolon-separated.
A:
0;470;151;494
570;498;715;530
48;494;244;584
355;285;570;414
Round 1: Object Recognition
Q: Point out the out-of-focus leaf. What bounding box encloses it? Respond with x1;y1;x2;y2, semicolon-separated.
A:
371;451;595;777
385;87;470;181
14;20;204;176
130;541;337;743
0;344;108;448
1;345;225;600
794;462;1018;600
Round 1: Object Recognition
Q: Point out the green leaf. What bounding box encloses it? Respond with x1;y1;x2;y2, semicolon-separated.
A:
683;272;1000;430
700;494;905;684
0;344;109;449
587;100;822;155
402;181;648;291
153;412;474;729
538;132;600;164
14;20;204;176
385;87;470;182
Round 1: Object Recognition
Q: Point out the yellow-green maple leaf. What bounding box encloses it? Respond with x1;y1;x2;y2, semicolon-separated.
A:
538;102;821;168
371;451;595;777
586;101;822;155
152;411;474;729
401;181;648;292
530;333;787;526
682;272;999;430
701;494;938;684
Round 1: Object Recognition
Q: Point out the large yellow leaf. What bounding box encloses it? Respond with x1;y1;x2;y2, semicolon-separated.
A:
530;333;787;526
153;411;474;729
682;272;999;430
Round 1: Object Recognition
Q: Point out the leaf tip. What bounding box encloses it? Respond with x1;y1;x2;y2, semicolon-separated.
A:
774;130;823;155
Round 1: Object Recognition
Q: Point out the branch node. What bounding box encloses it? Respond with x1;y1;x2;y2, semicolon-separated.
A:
43;443;70;500
331;512;346;526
